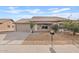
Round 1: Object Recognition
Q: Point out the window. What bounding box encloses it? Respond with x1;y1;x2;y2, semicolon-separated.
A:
8;25;10;28
42;25;48;29
12;25;14;28
0;23;2;24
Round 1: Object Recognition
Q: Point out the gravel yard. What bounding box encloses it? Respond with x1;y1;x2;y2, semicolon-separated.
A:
23;32;79;45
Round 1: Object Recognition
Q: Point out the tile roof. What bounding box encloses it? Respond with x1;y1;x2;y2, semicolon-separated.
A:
0;18;14;23
32;16;65;22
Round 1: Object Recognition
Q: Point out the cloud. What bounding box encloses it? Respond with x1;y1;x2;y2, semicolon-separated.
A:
52;13;79;20
7;7;71;14
5;10;23;14
4;7;71;15
48;8;59;10
4;7;23;14
48;8;71;13
4;7;45;14
8;7;16;10
25;9;44;14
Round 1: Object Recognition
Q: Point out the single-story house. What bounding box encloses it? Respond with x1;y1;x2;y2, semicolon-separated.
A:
31;16;64;32
0;18;15;32
15;16;65;32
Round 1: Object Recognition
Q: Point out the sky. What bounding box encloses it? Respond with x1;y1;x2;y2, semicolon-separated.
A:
0;6;79;21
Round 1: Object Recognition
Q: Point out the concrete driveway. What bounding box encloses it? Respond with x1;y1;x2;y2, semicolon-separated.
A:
0;32;30;44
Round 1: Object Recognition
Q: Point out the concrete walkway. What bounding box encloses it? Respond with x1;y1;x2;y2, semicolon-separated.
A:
0;32;30;44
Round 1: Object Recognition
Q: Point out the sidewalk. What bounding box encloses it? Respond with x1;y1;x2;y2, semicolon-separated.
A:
0;44;79;53
53;45;79;53
0;45;50;53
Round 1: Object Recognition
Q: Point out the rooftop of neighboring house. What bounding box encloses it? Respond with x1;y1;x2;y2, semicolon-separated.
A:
0;18;14;23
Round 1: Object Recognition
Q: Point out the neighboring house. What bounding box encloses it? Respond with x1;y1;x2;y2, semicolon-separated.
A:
15;18;31;32
0;18;15;32
15;16;65;32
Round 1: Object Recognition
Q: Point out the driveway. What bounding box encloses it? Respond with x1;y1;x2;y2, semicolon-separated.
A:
0;32;30;44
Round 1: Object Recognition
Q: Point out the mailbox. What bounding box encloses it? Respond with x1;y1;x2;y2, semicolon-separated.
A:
50;30;55;35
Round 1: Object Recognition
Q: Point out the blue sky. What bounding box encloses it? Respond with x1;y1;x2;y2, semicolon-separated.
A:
0;6;79;21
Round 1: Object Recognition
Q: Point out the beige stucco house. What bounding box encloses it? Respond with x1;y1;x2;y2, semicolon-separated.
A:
32;16;64;31
31;16;64;32
0;19;15;32
15;16;64;32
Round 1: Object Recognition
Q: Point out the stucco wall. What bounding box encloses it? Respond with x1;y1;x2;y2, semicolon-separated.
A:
0;21;15;32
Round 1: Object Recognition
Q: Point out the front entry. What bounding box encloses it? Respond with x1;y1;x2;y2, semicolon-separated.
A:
41;25;49;30
34;24;51;32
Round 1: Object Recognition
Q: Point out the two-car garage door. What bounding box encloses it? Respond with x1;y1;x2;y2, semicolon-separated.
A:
16;23;31;32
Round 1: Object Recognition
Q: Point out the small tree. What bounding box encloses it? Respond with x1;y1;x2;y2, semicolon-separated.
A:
30;21;34;33
51;24;59;33
71;22;79;35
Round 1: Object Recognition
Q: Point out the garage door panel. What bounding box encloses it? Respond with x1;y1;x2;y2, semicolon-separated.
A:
16;24;30;32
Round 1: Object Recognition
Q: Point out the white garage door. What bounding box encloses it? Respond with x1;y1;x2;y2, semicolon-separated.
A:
16;24;30;32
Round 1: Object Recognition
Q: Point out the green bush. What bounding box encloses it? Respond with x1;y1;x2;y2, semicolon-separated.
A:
63;20;79;35
51;24;59;33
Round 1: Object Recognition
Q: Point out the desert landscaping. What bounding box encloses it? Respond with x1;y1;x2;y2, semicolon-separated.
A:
23;32;79;45
0;31;79;53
